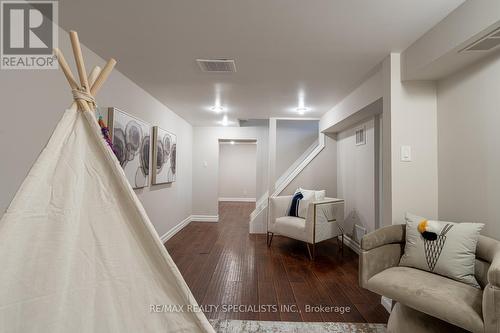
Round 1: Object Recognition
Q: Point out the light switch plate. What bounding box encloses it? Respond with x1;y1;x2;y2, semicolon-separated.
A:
401;145;411;162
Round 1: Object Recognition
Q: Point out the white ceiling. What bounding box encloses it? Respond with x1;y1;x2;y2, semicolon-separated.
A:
59;0;464;126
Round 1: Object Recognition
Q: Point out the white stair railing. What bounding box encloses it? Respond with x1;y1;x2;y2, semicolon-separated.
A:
249;132;326;233
250;191;269;222
274;138;319;192
272;134;324;197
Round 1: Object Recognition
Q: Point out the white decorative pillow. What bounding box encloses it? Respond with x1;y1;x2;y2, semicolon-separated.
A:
297;188;326;201
399;213;484;288
298;192;314;219
315;190;326;201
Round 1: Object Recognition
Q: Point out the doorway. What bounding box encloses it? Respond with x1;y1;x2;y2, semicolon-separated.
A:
218;139;257;203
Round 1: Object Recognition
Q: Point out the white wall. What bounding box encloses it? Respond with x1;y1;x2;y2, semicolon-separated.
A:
275;120;319;179
281;135;337;197
437;51;500;239
192;126;268;217
402;0;500;80
0;25;192;238
320;68;382;133
385;54;438;224
281;136;337;198
337;118;376;239
218;143;257;200
320;54;438;228
320;65;384;229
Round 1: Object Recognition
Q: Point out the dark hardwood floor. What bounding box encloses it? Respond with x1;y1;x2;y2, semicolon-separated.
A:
165;202;389;323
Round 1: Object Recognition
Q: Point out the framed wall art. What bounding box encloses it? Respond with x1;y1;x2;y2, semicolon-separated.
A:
108;107;150;189
152;126;177;185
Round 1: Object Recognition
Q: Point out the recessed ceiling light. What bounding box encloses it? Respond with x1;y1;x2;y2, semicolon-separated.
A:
210;105;225;113
295;106;310;115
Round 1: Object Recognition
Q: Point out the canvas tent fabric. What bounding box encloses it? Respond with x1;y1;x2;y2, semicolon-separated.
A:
0;106;215;333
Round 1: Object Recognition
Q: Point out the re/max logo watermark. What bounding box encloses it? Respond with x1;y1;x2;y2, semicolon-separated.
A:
1;1;58;69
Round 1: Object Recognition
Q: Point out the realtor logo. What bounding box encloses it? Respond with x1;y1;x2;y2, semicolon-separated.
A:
1;0;58;69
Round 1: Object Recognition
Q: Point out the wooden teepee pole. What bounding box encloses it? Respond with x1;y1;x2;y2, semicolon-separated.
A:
88;66;102;86
54;48;91;112
53;48;78;89
91;58;116;96
69;32;89;92
54;30;116;113
69;31;92;111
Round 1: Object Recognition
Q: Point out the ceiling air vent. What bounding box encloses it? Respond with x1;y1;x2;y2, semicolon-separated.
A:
460;28;500;52
196;59;236;72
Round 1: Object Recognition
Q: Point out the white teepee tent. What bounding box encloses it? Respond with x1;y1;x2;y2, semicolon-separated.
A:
0;31;215;333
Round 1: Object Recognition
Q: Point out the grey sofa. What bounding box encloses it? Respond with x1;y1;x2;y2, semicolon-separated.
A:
360;224;500;333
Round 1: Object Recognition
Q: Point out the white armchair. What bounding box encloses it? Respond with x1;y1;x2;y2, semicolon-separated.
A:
267;195;345;260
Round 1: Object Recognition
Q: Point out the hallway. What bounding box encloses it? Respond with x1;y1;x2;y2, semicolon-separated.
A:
165;202;388;323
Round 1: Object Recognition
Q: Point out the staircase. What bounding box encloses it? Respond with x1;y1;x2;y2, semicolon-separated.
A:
249;132;325;233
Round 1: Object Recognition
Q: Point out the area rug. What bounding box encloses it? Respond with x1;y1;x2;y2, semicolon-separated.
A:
209;319;387;333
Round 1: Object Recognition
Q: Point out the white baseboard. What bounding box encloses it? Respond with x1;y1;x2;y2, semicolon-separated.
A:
343;235;360;254
218;197;256;202
381;296;392;313
159;214;219;244
191;215;219;222
160;215;192;244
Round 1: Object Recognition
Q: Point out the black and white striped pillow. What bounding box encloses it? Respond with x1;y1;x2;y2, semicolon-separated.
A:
288;191;312;218
288;192;303;217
